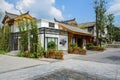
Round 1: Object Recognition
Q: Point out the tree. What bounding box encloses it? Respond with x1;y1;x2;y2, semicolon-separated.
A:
94;0;107;47
30;20;38;53
18;14;29;52
112;26;120;41
2;25;11;51
0;11;2;49
107;14;114;42
0;11;10;51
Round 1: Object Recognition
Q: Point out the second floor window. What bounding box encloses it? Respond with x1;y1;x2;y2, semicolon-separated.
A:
49;22;55;28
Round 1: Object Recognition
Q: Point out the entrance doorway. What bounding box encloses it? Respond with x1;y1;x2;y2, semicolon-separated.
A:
77;38;82;48
14;38;18;50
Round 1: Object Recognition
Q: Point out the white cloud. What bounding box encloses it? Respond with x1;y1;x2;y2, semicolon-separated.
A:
62;5;65;11
16;0;64;20
107;0;120;16
0;0;64;20
0;0;18;13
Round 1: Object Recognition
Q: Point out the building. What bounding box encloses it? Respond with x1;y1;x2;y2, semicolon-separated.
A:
2;11;94;51
78;22;108;42
54;18;94;49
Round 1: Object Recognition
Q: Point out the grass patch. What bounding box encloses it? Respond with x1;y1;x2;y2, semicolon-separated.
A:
0;50;7;54
17;52;36;58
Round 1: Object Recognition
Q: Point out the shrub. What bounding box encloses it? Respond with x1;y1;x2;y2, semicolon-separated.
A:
47;41;56;49
24;50;30;57
28;53;35;58
36;42;44;57
44;49;64;60
93;46;105;51
55;51;64;60
70;43;76;48
17;52;24;57
17;52;36;58
68;48;73;53
0;50;7;54
68;47;86;55
86;43;94;50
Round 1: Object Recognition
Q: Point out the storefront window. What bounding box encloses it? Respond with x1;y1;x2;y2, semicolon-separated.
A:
45;37;58;50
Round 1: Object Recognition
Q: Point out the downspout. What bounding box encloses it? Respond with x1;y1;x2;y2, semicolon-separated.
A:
44;27;45;50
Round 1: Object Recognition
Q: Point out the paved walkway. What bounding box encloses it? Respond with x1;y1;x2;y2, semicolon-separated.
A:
71;48;120;65
0;59;120;80
0;55;50;73
0;48;120;80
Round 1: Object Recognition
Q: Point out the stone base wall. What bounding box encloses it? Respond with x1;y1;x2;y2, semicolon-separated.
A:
105;44;120;48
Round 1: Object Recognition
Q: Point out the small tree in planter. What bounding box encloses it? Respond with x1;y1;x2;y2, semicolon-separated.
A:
68;43;76;53
47;41;56;58
70;43;76;48
86;43;94;50
47;41;56;50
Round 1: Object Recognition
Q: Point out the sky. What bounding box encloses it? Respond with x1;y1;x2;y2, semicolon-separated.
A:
0;0;120;27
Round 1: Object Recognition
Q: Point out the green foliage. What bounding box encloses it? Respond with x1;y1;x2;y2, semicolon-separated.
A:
30;20;38;53
113;30;120;41
0;27;2;50
35;42;44;57
0;26;11;51
68;47;86;55
86;43;94;50
28;53;36;58
94;0;107;47
17;52;24;57
93;46;105;51
17;52;35;58
107;14;114;42
0;50;7;54
18;17;29;52
47;41;56;49
70;43;76;48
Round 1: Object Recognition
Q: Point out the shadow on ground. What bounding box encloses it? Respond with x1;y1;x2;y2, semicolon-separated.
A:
31;69;112;80
105;56;120;61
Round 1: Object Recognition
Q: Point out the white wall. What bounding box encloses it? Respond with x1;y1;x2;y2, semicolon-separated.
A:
38;33;68;51
11;24;19;32
94;26;96;36
58;35;68;51
37;19;59;29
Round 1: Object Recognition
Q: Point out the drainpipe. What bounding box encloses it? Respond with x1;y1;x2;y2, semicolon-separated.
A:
44;27;46;50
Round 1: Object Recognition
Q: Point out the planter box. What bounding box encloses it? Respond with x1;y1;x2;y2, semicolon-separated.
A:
68;48;86;55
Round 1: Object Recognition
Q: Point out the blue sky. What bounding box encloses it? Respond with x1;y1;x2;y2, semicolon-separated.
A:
1;0;120;26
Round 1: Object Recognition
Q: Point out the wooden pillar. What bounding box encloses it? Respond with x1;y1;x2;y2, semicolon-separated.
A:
82;37;84;49
76;35;78;47
68;33;73;49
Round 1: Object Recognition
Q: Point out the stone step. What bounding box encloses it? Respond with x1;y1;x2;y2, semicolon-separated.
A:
7;51;20;56
105;44;120;48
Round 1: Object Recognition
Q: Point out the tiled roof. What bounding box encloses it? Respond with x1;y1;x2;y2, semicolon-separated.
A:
78;22;96;28
59;23;92;35
5;11;18;19
54;18;76;23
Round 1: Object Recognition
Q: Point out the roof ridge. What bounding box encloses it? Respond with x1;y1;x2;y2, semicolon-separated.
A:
5;11;18;16
54;18;76;23
79;22;95;25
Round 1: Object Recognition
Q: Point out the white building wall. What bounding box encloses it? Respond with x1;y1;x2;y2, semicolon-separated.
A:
37;19;68;51
38;34;44;48
37;19;59;29
58;35;68;51
94;26;96;36
41;20;49;27
12;18;68;51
